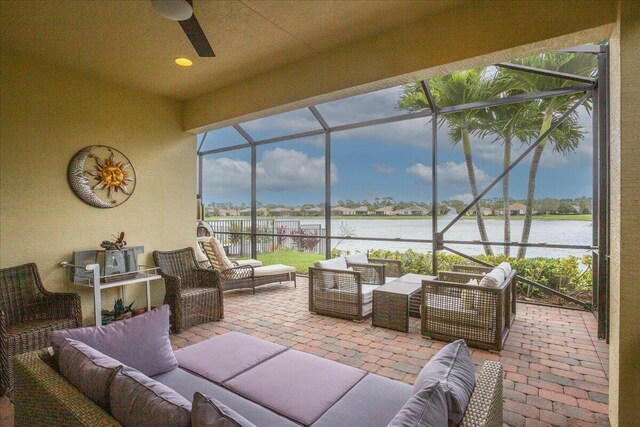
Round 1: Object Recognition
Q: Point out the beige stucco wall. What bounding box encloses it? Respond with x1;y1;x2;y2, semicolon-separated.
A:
608;1;640;425
184;0;616;133
0;54;196;324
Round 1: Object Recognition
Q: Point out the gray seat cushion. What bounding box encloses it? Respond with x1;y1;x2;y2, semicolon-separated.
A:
111;366;191;427
191;392;257;427
58;338;121;412
153;367;298;427
224;349;367;426
311;374;412;427
388;381;449;427
175;331;287;383
413;339;476;426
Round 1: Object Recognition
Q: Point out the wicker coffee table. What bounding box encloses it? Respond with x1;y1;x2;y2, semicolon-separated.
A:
372;273;436;332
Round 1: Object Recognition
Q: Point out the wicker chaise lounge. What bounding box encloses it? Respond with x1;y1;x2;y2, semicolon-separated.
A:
153;247;224;333
0;263;81;396
421;264;517;351
199;236;296;294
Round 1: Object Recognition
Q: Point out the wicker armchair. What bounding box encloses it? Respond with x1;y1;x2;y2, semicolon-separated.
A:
421;266;517;352
309;262;384;321
0;263;81;396
153;248;223;333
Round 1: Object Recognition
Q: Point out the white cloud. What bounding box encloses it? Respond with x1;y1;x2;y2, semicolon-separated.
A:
203;148;337;194
374;164;396;174
407;161;492;189
451;193;474;204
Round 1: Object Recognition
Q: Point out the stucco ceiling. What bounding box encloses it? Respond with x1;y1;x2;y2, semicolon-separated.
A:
0;0;464;101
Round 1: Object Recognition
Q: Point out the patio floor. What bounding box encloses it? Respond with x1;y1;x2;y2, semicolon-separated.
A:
171;277;610;427
0;277;610;427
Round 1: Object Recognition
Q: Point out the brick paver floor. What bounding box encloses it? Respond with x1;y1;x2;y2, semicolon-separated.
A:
171;278;610;427
0;277;609;427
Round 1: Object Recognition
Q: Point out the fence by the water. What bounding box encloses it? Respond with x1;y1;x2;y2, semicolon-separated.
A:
206;219;326;257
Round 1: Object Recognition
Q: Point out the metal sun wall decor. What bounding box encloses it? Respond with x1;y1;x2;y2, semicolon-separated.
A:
68;145;136;208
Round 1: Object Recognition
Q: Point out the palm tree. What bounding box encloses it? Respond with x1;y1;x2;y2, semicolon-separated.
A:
398;70;498;255
475;102;538;256
498;53;596;258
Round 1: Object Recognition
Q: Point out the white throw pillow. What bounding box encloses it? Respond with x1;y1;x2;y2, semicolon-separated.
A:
461;279;478;309
479;268;505;288
314;258;349;288
497;262;512;276
345;253;369;264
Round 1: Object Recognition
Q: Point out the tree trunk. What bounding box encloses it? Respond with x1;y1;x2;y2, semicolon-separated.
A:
503;137;511;257
518;111;552;259
462;129;493;255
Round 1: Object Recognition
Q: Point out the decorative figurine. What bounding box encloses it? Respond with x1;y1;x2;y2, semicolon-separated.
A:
100;232;127;251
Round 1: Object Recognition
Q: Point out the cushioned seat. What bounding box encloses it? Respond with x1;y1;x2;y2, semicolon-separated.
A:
311;374;412;427
224;350;367;426
253;264;296;277
425;295;493;329
153;368;298;427
176;331;286;384
235;259;263;268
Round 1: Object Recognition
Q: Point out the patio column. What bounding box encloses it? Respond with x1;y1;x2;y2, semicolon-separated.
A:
608;1;640;425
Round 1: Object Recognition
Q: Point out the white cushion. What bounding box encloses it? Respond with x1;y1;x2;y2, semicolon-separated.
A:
385;276;399;284
461;279;478;309
314;257;348;270
479;267;505;288
203;237;235;270
235;259;263;267
253;264;296;277
497;262;512;276
345;253;369;264
361;284;379;304
194;242;210;266
314;258;349;289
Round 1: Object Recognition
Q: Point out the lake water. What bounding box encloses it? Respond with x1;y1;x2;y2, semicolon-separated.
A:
300;216;593;258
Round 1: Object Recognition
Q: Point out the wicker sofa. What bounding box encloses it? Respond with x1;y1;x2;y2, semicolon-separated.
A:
421;264;517;352
14;333;504;427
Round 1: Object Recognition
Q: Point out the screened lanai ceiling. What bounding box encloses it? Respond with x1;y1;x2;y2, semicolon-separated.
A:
0;0;465;100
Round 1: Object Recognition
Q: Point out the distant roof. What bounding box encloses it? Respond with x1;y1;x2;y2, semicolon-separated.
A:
376;206;395;212
510;203;528;210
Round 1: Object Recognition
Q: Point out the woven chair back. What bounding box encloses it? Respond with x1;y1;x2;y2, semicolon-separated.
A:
0;263;41;325
153;248;201;289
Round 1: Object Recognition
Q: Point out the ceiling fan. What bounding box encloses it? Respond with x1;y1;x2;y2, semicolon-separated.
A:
152;0;215;57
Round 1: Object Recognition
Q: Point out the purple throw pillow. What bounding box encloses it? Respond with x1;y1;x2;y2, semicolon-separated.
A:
51;304;177;377
191;392;256;427
110;366;191;427
413;339;476;426
388;381;448;427
58;338;122;411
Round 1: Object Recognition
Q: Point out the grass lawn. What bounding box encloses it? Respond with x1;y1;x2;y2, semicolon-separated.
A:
256;251;324;274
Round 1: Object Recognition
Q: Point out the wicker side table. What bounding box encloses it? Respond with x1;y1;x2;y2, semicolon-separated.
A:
373;274;435;332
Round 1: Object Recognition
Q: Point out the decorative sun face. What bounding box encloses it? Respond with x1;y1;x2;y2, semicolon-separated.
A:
86;150;135;203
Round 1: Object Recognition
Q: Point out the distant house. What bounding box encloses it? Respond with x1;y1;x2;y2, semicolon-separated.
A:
239;207;268;216
375;206;395;215
218;209;239;216
305;207;324;216
469;207;493;216
353;206;369;215
331;206;356;215
509;203;528;215
397;205;429;215
270;207;292;216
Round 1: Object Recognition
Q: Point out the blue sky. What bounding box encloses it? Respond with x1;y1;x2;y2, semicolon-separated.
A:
200;85;593;207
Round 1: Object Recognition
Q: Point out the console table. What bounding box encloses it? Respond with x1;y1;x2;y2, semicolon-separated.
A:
61;262;161;326
373;273;436;332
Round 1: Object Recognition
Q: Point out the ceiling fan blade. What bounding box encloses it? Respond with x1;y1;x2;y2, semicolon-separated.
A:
179;14;215;57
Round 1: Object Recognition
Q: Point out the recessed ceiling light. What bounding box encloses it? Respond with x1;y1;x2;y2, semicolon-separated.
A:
175;57;193;67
